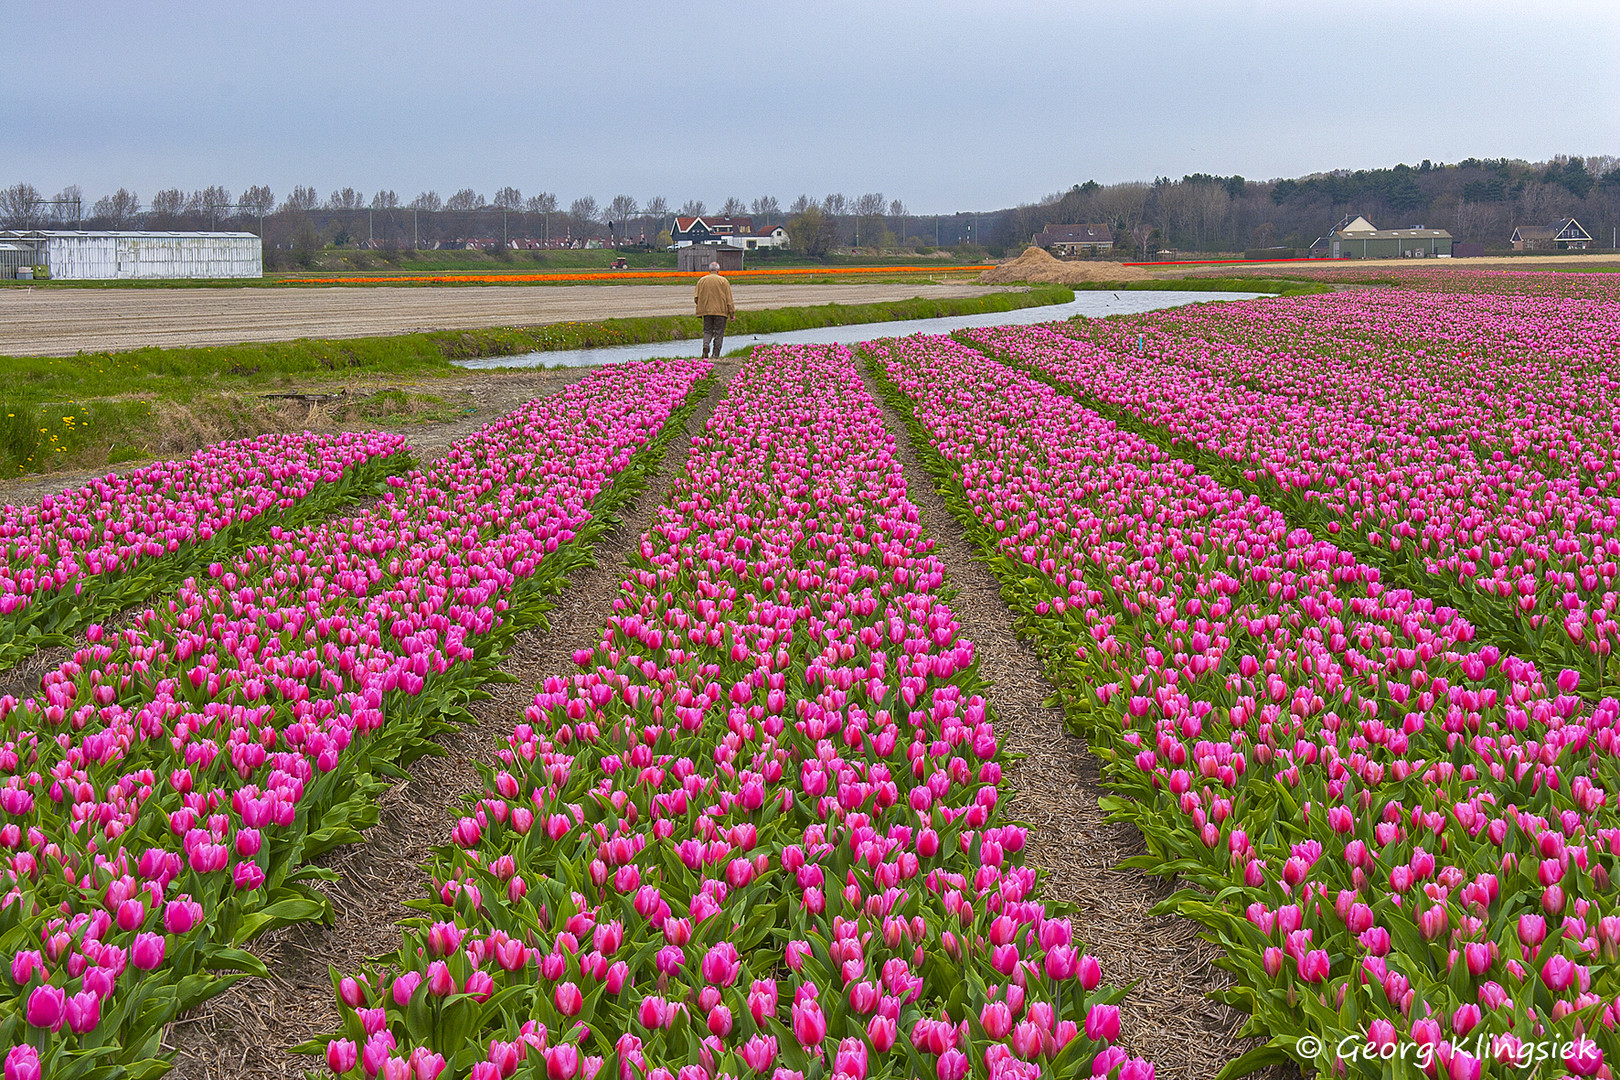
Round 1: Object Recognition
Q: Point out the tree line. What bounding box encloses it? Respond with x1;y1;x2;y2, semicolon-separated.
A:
6;154;1618;257
999;155;1620;256
0;182;919;255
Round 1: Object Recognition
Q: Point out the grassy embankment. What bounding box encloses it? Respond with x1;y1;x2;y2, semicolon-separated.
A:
0;286;1071;479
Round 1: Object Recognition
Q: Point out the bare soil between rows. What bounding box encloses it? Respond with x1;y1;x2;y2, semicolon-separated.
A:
860;362;1269;1080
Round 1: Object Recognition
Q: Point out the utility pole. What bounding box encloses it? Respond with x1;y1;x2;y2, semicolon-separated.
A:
42;197;82;227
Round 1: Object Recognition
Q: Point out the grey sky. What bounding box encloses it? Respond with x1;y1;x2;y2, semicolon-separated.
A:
7;0;1618;213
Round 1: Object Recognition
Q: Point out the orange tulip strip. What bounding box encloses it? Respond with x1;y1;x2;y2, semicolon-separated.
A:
276;266;995;286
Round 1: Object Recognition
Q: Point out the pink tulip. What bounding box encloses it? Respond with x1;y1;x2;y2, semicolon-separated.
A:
327;1038;359;1074
130;932;165;971
4;1046;41;1080
867;1014;898;1052
24;985;65;1031
64;990;100;1034
1084;1004;1121;1043
791;998;827;1049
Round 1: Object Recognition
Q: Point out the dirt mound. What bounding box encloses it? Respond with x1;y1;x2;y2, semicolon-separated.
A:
980;246;1151;284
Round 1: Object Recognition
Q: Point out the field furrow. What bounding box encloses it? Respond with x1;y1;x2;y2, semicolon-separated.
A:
309;344;1149;1080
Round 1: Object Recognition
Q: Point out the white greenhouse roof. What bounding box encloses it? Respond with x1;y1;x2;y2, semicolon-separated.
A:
0;230;260;240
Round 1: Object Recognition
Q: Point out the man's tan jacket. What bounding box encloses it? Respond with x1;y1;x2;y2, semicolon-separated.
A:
694;272;736;317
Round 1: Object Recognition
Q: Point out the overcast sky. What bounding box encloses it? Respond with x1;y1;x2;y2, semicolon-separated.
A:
7;0;1618;214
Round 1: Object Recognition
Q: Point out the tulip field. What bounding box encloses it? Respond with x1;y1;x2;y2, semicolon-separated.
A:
0;432;410;672
3;274;1620;1080
962;287;1620;694
0;359;712;1079
305;344;1143;1080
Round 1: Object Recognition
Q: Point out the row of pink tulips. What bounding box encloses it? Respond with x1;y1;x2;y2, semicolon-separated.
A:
963;288;1620;688
0;431;411;670
314;344;1151;1080
869;333;1618;1078
1260;267;1620;301
0;359;711;1078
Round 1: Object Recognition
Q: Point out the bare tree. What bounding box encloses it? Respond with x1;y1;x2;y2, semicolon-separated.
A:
446;188;485;211
197;185;234;225
1517;182;1563;224
678;199;706;217
92;188;141;226
888;198;908;243
1093;182;1149;234
492;186;524;211
1189;185;1230;251
788;194;813;215
644;195;669;218
720;196;747;217
821;193;848;217
751;195;780;222
283;185;320;212
569;196;600;232
409;190;442;212
525;192;558;242
852;192;886;245
1153;182;1197;249
326;187;364;211
1130;222;1155;258
149;188;187;222
48;185;84;223
0;183;43;229
239;185;274;216
606;194;638;239
370;189;400;210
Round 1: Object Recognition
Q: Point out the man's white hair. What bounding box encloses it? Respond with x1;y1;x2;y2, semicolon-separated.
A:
709;261;720;270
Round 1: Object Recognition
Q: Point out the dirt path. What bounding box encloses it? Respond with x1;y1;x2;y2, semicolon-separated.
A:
861;361;1257;1080
165;364;738;1080
0;282;1003;357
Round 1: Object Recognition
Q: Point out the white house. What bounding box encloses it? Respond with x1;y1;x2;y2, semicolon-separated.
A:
731;225;789;250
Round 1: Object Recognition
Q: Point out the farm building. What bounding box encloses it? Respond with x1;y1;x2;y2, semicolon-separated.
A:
0;230;262;280
731;225;789;250
1511;218;1592;251
1033;223;1113;256
676;244;744;272
1321;215;1452;258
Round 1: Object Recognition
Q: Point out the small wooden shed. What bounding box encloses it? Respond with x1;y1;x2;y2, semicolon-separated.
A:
677;244;745;272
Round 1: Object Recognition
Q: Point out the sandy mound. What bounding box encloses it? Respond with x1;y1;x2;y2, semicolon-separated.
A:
980;246;1151;284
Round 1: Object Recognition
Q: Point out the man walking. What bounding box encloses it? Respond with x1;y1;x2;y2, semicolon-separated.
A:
694;260;735;359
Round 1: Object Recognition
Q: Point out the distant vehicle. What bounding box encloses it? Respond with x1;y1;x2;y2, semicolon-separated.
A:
609;257;628;269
